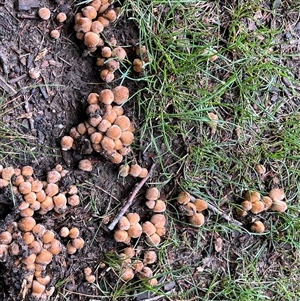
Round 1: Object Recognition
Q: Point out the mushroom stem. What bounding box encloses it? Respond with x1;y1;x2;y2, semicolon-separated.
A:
190;193;243;227
108;163;156;231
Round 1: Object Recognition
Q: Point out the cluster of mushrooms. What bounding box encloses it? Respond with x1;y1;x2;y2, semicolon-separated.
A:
0;165;83;300
237;187;287;233
61;87;136;165
115;247;159;284
0;162;117;297
74;0;118;52
177;191;208;227
113;187;167;249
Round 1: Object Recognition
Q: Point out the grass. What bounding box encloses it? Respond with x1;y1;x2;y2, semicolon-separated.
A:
103;0;300;299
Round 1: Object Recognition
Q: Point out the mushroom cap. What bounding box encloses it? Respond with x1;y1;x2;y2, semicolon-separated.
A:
56;12;67;23
106;125;122;139
61;136;74;151
118;217;131;231
69;227;80;239
132;260;144;272
122;247;135;258
133;58;144;72
250;201;265;214
84;32;100;48
100;69;114;83
41;230;55;244
269;188;285;202
60;227;70;237
22;165;34;177
241;200;252;211
18;217;36;232
127;223;142;238
153;200;166;213
145;233;161;246
1;166;15;180
35;249;53;265
184;202;197;216
177;191;191;205
38;7;51;20
32;280;46;294
78;159;93;172
112;47;127;60
250;221;265;233
145;187;160;201
245;191;261;203
142;221;156;236
103;9;117;22
114;229;129;243
120;131;134;146
91;20;104;34
189;213;205;227
262;196;273;210
119;164;130;177
120;267;135;281
74;17;92;33
100;89;114;104
101;46;112;58
193;199;208;212
150;214;166;228
0;231;12;245
129;164;142;177
72;237;85;249
126;213;140;225
82;5;97;20
112;86;130;105
271;199;287;212
155;226;166;236
143;250;157;264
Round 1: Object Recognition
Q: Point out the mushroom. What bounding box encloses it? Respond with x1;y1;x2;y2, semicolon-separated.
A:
61;136;74;151
114;229;129;243
189;213;205;227
38;7;51;20
84;32;100;48
50;29;60;39
118;217;131;231
145;187;160;201
78;159;93;172
120;267;135;281
250;201;265;214
271;200;287;212
145;233;161;246
143;250;157;264
142;221;156;237
82;6;97;20
56;12;67;23
177;191;191;205
250;221;265;233
133;58;144;73
269;188;285;202
112;86;129;105
35;249;53;265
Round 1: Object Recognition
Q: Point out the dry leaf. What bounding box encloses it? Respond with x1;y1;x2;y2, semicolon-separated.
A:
214;237;223;253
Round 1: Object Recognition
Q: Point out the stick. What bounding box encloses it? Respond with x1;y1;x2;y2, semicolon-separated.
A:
108;163;156;231
0;75;17;95
191;194;243;227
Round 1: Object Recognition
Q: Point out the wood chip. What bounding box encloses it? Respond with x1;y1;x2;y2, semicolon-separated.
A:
17;0;39;11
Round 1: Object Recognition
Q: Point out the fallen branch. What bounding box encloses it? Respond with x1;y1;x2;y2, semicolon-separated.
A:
108;163;156;231
191;194;243;227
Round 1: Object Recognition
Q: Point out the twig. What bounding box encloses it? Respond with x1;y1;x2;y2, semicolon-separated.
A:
108;163;156;231
8;74;27;84
0;75;17;95
190;194;243;227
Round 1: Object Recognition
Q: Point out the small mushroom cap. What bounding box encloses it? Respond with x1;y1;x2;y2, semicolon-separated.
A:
82;5;97;20
236;208;247;217
41;230;55;244
250;201;265;214
143;250;157;264
145;233;161;246
150;214;166;228
133;58;144;72
193;199;208;212
241;200;252;211
18;217;36;232
127;223;142;238
153;200;166;213
35;249;53;265
189;213;205;227
86;275;96;283
250;221;265;233
74;17;92;33
0;231;12;245
100;69;114;82
155;226;166;237
245;191;261;203
112;86;130;105
114;229;129;243
72;237;85;249
183;202;197;216
120;267;135;281
61;136;74;151
100;89;114;104
132;260;144;272
123;247;135;258
271;199;287;212
126;213;140;225
145;187;160;201
138;168;148;178
103;9;117;22
112;47;127;60
91;20;104;34
84;32;100;48
145;200;156;209
129;164;142;177
1;166;15;180
18;181;32;194
78;159;93;172
45;183;59;197
56;12;67;23
60;227;69;237
269;188;285;202
262;196;273;210
118;217;131;230
67;242;77;254
38;7;51;20
32;280;46;294
142;221;156;236
69;227;80;239
106;125;122;139
139;266;153;279
119;164;130;177
255;164;266;174
177;191;191;205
